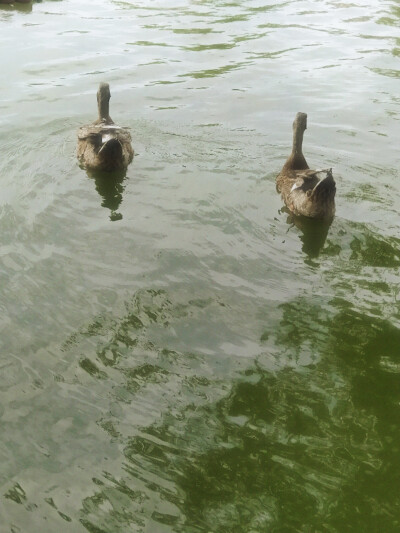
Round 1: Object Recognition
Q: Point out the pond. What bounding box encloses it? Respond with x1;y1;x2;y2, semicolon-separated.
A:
0;0;399;531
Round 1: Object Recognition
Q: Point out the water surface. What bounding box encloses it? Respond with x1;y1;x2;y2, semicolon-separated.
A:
0;0;399;531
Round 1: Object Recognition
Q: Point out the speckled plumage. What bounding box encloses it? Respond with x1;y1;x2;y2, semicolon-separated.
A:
276;112;336;219
77;83;133;172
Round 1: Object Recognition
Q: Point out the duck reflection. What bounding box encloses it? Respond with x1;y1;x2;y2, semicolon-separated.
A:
283;207;332;258
86;168;127;221
0;1;33;12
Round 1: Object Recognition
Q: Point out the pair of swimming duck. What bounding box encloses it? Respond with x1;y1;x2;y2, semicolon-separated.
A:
77;83;336;219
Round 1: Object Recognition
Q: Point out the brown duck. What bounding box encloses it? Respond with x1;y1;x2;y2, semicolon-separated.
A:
77;83;133;172
276;112;336;219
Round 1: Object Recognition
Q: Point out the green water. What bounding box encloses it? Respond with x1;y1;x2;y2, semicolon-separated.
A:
0;0;399;531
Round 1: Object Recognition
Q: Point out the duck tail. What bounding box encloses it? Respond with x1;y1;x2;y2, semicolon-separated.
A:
311;169;336;202
98;138;122;157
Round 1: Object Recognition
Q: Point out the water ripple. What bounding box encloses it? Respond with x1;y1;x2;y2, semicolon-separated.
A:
1;0;400;532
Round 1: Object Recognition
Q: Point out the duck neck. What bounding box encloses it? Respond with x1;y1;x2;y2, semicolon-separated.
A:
98;97;111;122
292;126;305;158
283;124;308;171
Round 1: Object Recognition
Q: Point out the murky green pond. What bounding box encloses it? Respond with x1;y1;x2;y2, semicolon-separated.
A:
1;0;399;531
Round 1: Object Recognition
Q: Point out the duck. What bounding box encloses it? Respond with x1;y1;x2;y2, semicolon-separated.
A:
276;112;336;219
77;83;133;172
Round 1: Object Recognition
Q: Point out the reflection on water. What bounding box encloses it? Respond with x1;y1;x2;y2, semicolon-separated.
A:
282;208;333;259
86;168;127;221
65;287;400;532
1;0;400;532
0;3;33;14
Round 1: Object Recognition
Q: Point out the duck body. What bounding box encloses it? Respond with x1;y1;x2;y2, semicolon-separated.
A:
77;122;133;172
77;83;133;172
276;112;336;219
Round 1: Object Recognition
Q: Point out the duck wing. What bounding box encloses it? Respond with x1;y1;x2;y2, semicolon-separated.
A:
293;168;333;192
298;168;331;178
78;124;132;147
77;124;103;141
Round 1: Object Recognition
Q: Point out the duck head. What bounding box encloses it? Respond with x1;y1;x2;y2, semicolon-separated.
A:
293;112;307;134
97;82;112;123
